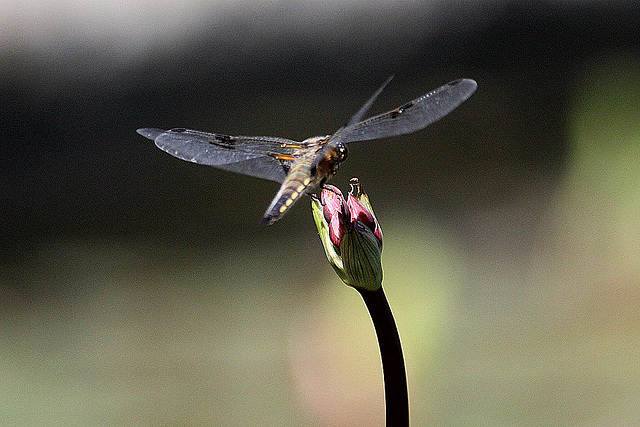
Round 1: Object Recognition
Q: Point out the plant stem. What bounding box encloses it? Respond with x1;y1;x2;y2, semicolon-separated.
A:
358;286;409;426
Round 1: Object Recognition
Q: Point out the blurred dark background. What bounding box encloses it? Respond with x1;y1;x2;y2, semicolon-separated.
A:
2;1;640;425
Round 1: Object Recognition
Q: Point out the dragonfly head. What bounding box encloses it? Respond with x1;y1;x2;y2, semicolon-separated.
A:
334;141;348;162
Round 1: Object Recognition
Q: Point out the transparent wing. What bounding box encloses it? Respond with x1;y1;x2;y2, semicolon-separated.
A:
137;128;305;183
334;76;394;133
330;78;477;145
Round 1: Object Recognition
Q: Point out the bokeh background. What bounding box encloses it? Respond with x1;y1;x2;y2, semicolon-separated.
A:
2;0;640;425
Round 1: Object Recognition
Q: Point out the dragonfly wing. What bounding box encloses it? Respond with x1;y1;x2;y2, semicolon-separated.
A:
336;76;394;131
330;78;477;144
137;128;300;183
214;156;290;183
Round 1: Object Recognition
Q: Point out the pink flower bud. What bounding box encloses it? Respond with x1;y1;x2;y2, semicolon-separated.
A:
312;178;384;291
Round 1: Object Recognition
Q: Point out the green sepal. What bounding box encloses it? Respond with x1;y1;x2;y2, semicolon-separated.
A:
340;224;383;291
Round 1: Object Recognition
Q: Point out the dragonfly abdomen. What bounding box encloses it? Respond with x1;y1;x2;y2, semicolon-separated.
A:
261;155;319;224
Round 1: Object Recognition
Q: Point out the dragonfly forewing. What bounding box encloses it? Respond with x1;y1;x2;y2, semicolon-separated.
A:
329;78;477;145
137;128;303;183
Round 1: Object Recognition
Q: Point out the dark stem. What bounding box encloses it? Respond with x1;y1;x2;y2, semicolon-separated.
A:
358;287;409;426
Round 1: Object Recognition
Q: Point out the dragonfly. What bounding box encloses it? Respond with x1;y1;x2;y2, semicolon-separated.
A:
137;77;476;225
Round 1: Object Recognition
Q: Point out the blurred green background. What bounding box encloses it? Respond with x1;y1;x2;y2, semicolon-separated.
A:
2;1;640;425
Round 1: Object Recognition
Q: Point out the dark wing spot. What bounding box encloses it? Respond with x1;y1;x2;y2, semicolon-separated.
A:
209;134;236;148
280;161;290;175
170;128;186;133
399;101;414;112
390;102;414;119
214;134;235;144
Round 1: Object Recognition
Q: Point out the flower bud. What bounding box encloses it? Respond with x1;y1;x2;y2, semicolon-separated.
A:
311;178;383;291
